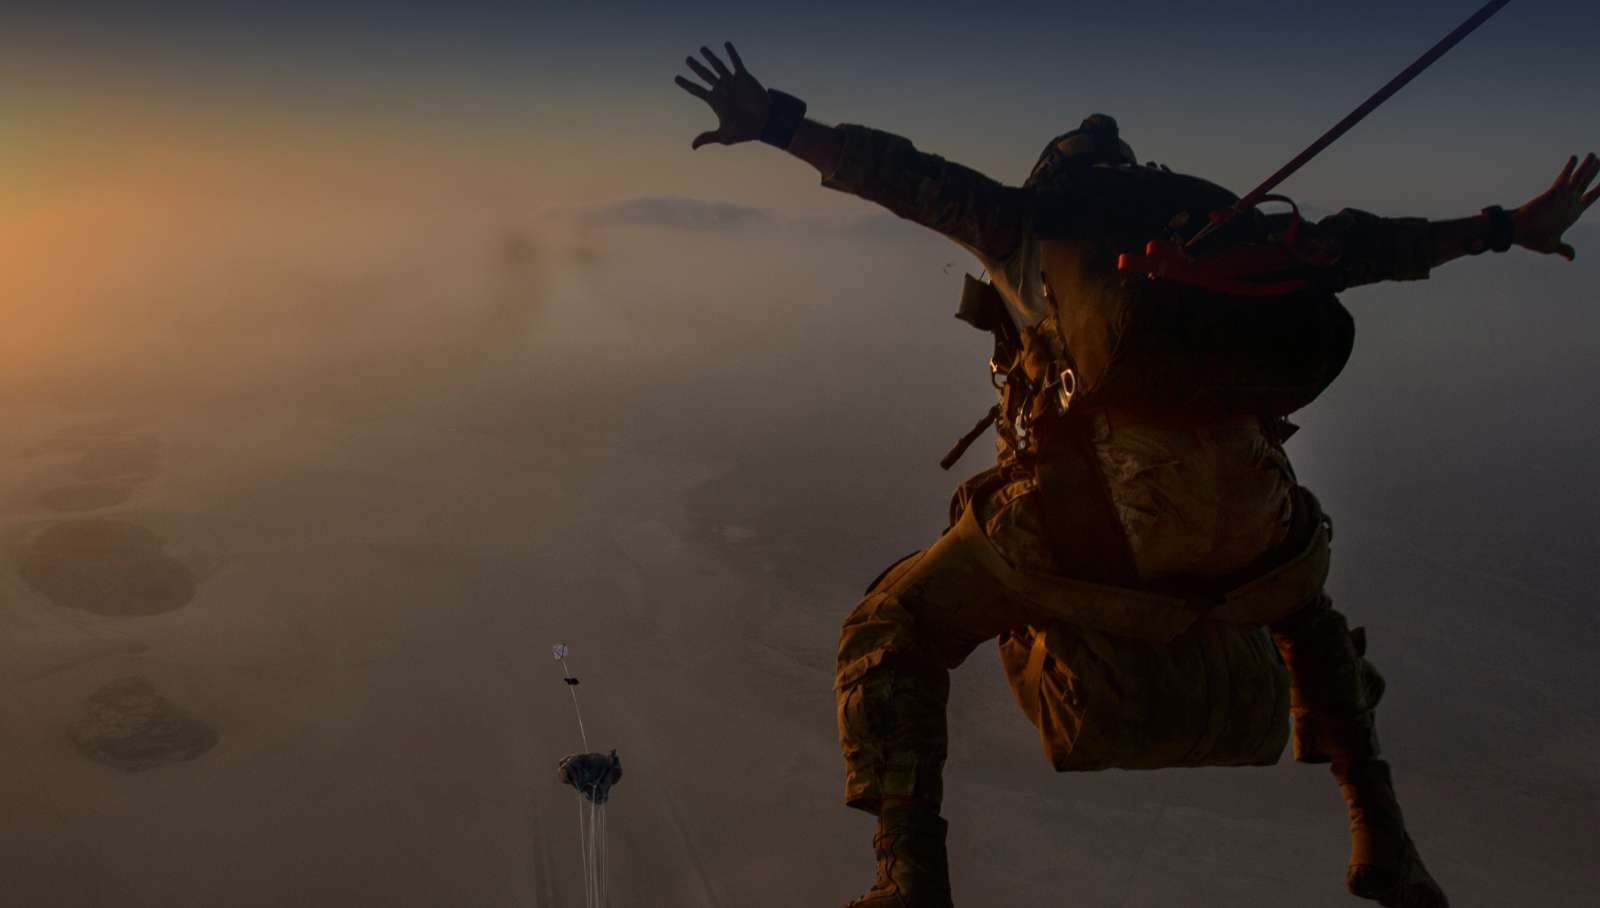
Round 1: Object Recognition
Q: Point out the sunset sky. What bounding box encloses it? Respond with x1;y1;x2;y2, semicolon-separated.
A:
3;0;1593;405
0;4;1595;906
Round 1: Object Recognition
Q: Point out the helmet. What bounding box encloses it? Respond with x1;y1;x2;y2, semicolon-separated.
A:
1026;114;1138;185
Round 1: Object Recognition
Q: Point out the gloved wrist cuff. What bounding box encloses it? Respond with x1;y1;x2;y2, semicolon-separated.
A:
759;90;807;150
1467;205;1515;255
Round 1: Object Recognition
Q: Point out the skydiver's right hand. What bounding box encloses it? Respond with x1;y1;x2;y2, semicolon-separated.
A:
1513;153;1599;261
675;43;770;150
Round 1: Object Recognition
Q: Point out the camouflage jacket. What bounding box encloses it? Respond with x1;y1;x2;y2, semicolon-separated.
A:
820;124;1434;385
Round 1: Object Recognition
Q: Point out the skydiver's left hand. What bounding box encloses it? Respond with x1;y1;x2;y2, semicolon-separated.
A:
675;43;770;150
1513;153;1599;260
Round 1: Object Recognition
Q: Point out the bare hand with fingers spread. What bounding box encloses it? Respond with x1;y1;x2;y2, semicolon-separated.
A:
675;43;770;149
1514;153;1600;260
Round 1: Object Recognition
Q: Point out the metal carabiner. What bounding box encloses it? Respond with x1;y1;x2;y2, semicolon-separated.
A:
1052;367;1077;414
990;362;1007;390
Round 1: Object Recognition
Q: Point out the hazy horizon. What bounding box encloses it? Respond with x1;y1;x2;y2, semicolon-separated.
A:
1;2;1596;906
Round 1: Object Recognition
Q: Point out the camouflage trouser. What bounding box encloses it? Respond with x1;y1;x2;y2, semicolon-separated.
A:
834;472;1381;811
835;473;1053;809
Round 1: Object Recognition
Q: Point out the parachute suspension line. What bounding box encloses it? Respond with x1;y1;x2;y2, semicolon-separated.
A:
554;644;620;908
595;799;604;901
595;799;605;908
1187;0;1514;247
582;799;595;901
553;643;590;752
575;793;608;908
564;659;590;752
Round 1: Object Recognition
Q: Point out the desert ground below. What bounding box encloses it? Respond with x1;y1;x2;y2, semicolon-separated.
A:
2;216;1595;907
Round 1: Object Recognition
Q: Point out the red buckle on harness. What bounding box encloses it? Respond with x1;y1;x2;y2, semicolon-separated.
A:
1118;239;1315;297
1118;194;1340;297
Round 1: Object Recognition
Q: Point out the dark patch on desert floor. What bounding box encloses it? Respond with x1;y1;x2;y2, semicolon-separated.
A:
17;436;160;480
35;482;133;512
67;677;217;771
55;415;149;438
18;519;195;616
73;437;160;480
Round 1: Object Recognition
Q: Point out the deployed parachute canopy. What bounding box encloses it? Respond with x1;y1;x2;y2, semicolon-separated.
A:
559;750;623;804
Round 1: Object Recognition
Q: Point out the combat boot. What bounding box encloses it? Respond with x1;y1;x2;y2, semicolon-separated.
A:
1337;758;1449;908
844;801;953;908
1272;597;1449;907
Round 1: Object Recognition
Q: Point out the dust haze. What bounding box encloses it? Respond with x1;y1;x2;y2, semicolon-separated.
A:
2;142;1597;908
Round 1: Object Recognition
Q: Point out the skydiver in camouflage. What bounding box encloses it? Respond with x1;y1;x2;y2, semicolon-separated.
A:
677;41;1598;908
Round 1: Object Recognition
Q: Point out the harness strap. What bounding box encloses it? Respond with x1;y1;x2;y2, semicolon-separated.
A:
944;503;1195;642
939;405;1000;471
1117;238;1316;297
946;490;1332;643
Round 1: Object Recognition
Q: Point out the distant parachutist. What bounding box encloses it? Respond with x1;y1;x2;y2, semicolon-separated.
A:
553;643;620;908
559;750;623;804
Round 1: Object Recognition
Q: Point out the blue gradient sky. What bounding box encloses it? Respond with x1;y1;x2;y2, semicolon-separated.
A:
5;0;1596;216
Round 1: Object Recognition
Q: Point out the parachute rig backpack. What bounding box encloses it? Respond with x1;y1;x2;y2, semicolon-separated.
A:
971;114;1356;420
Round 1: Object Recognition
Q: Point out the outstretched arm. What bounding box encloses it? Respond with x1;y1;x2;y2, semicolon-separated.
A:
674;43;843;175
1429;153;1599;266
676;43;1028;262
